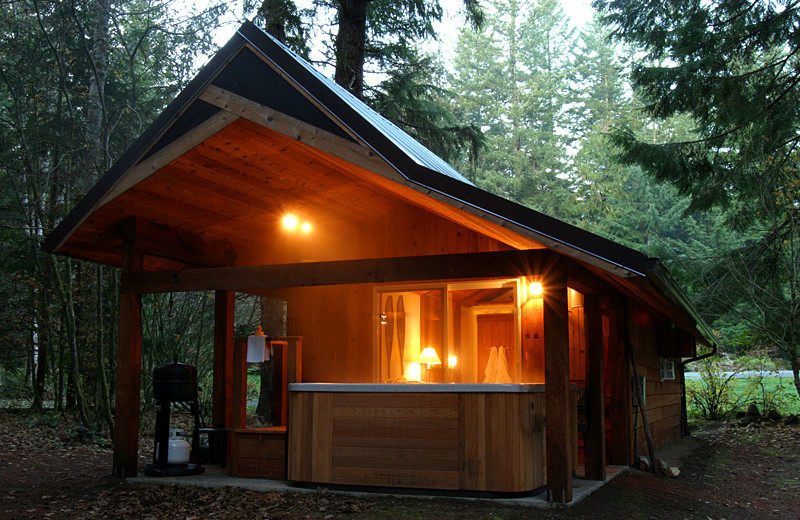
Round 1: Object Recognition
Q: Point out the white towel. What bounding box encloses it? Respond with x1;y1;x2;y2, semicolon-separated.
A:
483;347;498;383
496;346;513;383
246;334;268;363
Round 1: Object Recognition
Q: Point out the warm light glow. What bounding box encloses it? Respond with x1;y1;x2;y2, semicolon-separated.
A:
448;355;458;368
379;313;388;325
530;282;543;297
418;347;442;368
282;214;298;230
406;362;422;382
301;222;312;233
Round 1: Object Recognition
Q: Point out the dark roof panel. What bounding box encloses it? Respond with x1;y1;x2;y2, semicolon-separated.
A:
237;24;473;185
142;101;222;161
213;48;353;141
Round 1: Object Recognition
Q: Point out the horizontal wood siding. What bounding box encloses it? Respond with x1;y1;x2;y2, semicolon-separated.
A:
288;390;549;492
230;427;287;479
629;303;683;450
330;393;460;489
460;392;546;492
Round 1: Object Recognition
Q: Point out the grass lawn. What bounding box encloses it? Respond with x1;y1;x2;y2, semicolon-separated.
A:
687;375;800;417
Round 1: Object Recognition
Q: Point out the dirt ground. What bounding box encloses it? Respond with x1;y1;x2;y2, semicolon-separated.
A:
1;410;798;520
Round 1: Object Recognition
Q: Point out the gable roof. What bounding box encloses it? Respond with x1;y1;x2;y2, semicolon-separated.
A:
42;21;715;347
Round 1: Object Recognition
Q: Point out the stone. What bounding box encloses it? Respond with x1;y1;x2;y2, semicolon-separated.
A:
766;409;782;422
666;466;681;478
746;403;761;418
782;414;798;426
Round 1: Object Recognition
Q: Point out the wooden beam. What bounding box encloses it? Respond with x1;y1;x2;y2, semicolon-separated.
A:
544;264;573;503
583;293;606;480
135;220;239;267
112;218;144;477
199;84;398;181
213;290;235;428
97;111;238;210
122;249;555;294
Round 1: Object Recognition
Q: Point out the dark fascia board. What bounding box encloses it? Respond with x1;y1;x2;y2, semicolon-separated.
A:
42;27;250;254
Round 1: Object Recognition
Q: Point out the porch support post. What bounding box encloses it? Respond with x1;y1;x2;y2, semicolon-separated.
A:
544;266;572;503
607;306;632;465
112;218;143;477
584;293;606;480
213;290;234;428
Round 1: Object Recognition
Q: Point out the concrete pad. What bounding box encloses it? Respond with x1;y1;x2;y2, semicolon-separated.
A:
129;465;627;508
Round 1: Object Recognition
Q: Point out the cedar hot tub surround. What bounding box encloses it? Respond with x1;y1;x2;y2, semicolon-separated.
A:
287;383;577;494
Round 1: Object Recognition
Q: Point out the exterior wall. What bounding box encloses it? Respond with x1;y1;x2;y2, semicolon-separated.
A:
629;303;683;451
267;205;519;383
278;284;376;383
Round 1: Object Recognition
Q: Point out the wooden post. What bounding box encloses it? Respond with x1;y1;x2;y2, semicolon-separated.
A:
606;306;632;465
213;290;234;428
584;293;606;480
521;280;545;383
626;301;658;474
231;338;247;430
270;337;303;426
544;267;572;503
112;218;143;477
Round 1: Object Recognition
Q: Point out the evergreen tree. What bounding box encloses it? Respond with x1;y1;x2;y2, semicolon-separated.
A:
595;0;800;397
0;0;226;423
449;0;575;216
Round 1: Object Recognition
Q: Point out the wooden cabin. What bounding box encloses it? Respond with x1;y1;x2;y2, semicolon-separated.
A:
43;22;714;503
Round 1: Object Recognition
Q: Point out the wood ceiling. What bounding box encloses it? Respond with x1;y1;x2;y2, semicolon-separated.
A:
58;116;537;271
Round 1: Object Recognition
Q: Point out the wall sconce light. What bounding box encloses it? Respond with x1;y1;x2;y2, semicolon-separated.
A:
522;278;544;301
282;213;312;234
448;355;458;368
282;214;298;230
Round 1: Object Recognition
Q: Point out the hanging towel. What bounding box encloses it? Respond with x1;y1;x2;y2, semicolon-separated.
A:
483;347;498;383
246;334;267;363
495;346;513;383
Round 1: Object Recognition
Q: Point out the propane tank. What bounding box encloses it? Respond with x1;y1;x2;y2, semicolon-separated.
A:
156;428;191;465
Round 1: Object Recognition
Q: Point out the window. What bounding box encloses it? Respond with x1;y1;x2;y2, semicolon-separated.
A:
660;358;676;381
377;279;520;384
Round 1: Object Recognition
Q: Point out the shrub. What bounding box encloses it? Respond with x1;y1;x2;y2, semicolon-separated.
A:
686;357;745;420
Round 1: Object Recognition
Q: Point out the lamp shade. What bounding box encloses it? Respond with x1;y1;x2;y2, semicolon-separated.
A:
418;347;441;367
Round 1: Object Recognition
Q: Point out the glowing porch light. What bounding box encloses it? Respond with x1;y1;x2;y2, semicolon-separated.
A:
301;222;312;233
282;214;298;230
529;282;543;297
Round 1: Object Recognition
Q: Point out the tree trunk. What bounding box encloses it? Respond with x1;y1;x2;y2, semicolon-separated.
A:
96;264;114;433
259;0;288;42
255;297;287;423
51;256;91;426
83;0;110;186
334;0;370;99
